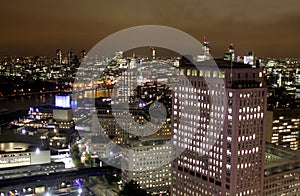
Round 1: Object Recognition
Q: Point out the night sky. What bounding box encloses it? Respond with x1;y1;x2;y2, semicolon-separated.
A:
0;0;300;58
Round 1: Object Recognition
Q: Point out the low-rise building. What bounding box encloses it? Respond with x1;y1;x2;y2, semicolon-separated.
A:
0;150;50;169
264;143;300;195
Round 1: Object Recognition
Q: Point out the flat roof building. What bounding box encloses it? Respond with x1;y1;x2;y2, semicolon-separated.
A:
264;143;300;195
122;137;171;195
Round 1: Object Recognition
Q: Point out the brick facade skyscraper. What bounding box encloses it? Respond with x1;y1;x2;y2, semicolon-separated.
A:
171;58;266;195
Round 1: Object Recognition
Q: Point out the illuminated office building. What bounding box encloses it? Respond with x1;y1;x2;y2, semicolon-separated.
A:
224;44;235;61
56;49;63;65
117;55;138;105
196;38;211;62
97;108;171;145
67;49;74;65
122;137;171;195
266;108;300;150
264;143;300;195
171;58;266;195
0;150;50;169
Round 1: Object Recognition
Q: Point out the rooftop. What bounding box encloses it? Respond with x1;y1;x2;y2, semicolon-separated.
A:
264;142;300;176
124;136;171;148
180;57;256;69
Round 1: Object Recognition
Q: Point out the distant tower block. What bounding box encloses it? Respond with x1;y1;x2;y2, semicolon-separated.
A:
244;51;255;66
196;36;211;61
150;46;156;60
80;50;87;60
67;49;74;65
224;43;235;61
118;54;138;104
203;36;210;57
56;49;63;64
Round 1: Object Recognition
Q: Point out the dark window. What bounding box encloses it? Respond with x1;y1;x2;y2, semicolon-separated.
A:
226;184;230;190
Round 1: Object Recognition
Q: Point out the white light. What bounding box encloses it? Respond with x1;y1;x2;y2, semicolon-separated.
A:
78;188;82;194
36;148;40;154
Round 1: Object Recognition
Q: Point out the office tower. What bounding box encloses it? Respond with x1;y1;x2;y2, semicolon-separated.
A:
197;38;211;62
67;49;74;65
121;137;171;195
203;37;210;58
117;54;138;105
150;46;156;60
80;50;87;62
56;49;62;64
224;43;235;61
244;52;255;66
266;108;300;150
171;57;266;195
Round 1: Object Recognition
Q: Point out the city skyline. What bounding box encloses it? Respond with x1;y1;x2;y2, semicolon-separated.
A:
2;1;300;195
0;0;300;58
1;45;300;194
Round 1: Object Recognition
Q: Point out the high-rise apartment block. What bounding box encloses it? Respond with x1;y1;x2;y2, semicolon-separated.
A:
171;58;266;195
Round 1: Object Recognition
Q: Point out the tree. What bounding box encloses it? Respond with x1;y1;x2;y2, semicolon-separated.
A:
84;151;93;167
119;180;150;196
71;144;83;168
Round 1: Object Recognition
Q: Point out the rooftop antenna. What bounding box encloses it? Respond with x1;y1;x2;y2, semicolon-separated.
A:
230;43;234;84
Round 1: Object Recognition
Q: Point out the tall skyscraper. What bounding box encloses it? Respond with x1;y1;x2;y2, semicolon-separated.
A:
118;54;138;105
171;57;266;195
203;38;210;58
196;37;211;61
67;49;74;65
56;49;62;64
80;50;87;62
150;46;156;60
224;43;235;61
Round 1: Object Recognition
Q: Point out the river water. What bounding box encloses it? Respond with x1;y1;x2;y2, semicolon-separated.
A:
0;94;55;113
0;89;117;113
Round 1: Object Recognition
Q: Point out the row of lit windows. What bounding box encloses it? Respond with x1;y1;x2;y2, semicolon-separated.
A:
239;106;262;114
0;153;30;158
180;68;225;79
0;156;30;164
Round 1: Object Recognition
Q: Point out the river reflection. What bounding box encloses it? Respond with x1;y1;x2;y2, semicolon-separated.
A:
0;89;117;113
0;94;55;113
83;89;119;99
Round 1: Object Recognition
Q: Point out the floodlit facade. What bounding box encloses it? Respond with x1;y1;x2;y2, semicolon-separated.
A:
98;108;172;144
266;109;300;150
122;137;171;195
0;150;50;169
171;58;266;195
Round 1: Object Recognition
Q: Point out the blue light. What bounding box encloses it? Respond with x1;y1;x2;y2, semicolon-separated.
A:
73;178;83;186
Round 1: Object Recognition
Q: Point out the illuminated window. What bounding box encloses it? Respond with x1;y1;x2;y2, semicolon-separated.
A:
187;69;191;76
